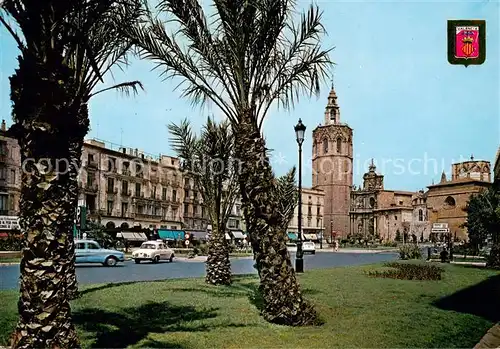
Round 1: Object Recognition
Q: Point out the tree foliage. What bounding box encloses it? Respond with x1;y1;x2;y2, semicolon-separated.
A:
464;184;500;249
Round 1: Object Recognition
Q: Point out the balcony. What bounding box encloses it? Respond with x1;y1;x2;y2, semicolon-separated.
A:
135;213;161;220
84;183;98;193
135;172;143;178
106;187;118;194
122;169;131;176
0;209;9;215
121;190;132;197
87;160;98;169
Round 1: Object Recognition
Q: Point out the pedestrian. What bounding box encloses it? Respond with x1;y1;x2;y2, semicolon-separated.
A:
335;240;339;252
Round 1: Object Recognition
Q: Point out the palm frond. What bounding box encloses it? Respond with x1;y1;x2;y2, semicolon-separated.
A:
275;167;298;226
89;80;144;99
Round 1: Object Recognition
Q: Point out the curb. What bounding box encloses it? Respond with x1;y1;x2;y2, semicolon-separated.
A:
474;323;500;348
0;262;19;266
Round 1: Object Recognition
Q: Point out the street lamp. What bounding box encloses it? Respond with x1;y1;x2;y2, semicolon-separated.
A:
294;118;306;273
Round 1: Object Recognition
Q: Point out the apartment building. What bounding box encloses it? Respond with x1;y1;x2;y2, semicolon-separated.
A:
79;139;184;231
182;174;209;230
0;120;21;236
287;187;325;241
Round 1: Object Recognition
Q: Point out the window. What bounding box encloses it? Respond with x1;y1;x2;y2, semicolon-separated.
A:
10;169;15;184
162;188;167;200
0;141;7;156
317;207;320;215
308;206;312;215
0;194;8;211
184;189;189;198
399;201;403;205
135;183;141;197
235;220;240;229
444;196;456;208
137;205;144;214
9;194;14;210
323;139;328;154
316;218;320;227
121;203;128;217
172;190;177;201
87;154;94;163
418;209;423;221
152;185;157;199
0;166;6;179
307;218;311;227
122;181;128;193
336;137;342;153
135;163;142;176
107;201;113;215
87;173;95;187
330;109;336;122
87;243;99;250
155;206;160;216
184;178;189;185
76;243;85;250
184;204;189;215
394;215;397;221
228;219;237;228
235;205;241;215
122;161;130;174
202;206;205;218
369;197;375;208
108;157;116;172
107;178;114;193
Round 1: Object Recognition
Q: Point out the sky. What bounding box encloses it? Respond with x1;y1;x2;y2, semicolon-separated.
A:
0;0;498;192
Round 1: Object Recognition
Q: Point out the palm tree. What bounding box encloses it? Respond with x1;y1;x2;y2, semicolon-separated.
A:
1;0;141;346
126;0;331;325
169;118;239;285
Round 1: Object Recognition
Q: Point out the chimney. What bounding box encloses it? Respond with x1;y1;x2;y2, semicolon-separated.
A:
1;120;6;131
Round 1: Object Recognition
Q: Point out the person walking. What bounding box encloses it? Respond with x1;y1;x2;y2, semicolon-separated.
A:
334;240;339;252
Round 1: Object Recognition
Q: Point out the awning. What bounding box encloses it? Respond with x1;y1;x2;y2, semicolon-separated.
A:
0;232;8;238
225;233;231;240
117;232;147;241
230;230;246;239
303;233;317;240
158;230;185;240
287;232;297;240
186;231;208;240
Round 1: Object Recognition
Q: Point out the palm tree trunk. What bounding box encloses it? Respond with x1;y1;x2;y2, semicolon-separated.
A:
205;221;231;285
233;110;318;326
9;55;81;348
66;105;90;300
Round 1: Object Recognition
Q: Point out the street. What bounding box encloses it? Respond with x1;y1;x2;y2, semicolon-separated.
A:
0;251;397;290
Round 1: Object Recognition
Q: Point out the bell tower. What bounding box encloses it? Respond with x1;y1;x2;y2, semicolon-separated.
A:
312;84;353;239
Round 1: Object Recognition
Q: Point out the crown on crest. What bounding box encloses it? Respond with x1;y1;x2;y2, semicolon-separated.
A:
462;36;473;43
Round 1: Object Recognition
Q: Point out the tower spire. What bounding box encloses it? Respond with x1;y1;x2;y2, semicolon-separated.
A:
324;77;340;125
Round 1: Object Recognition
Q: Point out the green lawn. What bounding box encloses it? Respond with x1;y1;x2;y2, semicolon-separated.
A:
0;257;20;264
0;263;498;348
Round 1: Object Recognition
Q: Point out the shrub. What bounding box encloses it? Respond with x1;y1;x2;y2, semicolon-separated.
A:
0;233;22;251
398;244;422;260
368;262;443;281
487;244;500;269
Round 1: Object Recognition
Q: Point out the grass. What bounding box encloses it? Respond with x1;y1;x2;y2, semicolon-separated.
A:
453;258;486;263
0;257;20;264
0;263;498;348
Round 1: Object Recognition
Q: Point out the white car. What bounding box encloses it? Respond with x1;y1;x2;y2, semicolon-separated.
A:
132;240;175;264
303;241;316;254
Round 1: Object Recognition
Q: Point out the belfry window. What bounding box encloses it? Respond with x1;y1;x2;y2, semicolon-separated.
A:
336;137;342;153
323;139;328;154
330;109;336;123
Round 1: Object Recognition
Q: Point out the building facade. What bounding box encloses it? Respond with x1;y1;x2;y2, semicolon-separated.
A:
426;157;491;241
312;86;353;239
0;120;21;236
288;187;325;240
494;147;500;183
349;162;429;242
79;139;184;231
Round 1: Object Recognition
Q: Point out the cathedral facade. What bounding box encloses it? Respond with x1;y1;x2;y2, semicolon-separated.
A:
310;87;493;242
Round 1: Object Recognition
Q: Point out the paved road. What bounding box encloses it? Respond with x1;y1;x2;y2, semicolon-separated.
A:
0;252;397;290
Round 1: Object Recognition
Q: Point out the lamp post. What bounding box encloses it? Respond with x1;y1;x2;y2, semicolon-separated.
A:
294;118;306;273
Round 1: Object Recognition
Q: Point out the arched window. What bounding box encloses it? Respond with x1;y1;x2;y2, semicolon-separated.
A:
336;137;342;153
313;141;317;155
323;139;328;154
330;109;336;123
444;196;456;208
106;221;116;229
121;222;129;229
418;209;423;221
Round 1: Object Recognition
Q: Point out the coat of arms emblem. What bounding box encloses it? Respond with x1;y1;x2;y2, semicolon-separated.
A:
447;20;486;67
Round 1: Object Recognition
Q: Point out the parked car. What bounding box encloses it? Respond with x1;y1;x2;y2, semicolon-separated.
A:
75;239;125;267
303;241;316;254
132;240;175;264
